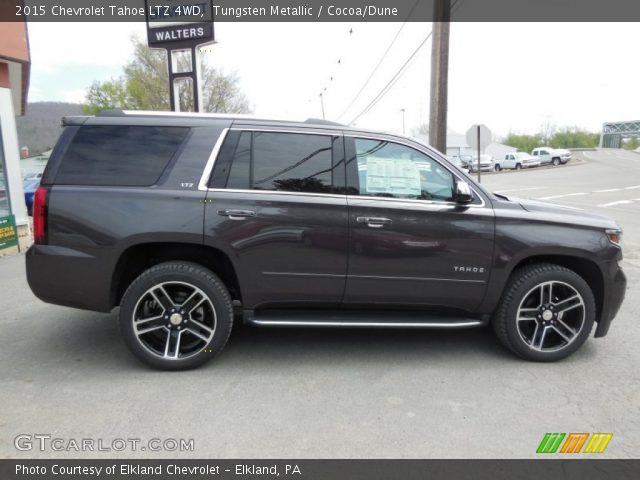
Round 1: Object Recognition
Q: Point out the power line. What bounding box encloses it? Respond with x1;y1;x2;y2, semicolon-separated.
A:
336;0;421;122
348;31;433;125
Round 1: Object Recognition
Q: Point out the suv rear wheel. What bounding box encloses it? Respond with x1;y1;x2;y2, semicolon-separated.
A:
119;262;233;370
492;263;595;361
552;157;560;166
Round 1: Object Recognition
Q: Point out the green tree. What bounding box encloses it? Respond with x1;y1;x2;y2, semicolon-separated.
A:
623;137;640;150
502;132;543;153
83;36;251;115
84;79;135;114
549;127;599;149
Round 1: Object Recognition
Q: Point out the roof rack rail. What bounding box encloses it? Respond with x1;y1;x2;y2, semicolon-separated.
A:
304;118;344;126
96;110;125;117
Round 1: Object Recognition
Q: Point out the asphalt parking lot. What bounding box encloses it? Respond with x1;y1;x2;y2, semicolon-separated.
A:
1;149;638;459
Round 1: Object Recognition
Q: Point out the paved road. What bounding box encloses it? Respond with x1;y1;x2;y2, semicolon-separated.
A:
1;149;638;459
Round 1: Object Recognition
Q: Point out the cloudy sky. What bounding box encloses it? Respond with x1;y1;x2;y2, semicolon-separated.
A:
27;22;639;139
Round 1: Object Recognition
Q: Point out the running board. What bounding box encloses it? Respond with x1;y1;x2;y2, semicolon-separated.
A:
245;311;484;329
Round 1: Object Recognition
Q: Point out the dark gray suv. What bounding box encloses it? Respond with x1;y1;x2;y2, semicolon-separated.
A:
26;111;626;369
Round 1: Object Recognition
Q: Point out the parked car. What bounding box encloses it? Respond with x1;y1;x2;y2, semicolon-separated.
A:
458;154;473;168
26;111;626;370
468;154;495;172
446;155;470;173
494;152;540;171
23;178;40;216
554;148;573;163
531;147;572;166
24;172;43;181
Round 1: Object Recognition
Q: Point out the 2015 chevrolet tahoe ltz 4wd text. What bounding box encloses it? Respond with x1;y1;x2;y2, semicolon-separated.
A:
26;111;626;370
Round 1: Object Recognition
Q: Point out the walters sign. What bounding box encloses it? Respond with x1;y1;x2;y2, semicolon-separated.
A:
0;214;19;251
145;0;214;49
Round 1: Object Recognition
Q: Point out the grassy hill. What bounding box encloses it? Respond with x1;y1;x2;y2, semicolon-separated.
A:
16;102;82;156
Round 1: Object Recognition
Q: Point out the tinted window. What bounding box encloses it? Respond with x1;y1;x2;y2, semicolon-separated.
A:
251;132;333;193
354;138;454;201
56;126;188;186
226;131;251;190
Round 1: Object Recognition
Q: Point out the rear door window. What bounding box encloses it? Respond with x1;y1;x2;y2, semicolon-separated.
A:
211;131;339;194
55;125;188;186
251;132;333;193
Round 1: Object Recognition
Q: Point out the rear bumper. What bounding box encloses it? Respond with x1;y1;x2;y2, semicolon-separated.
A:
594;261;626;337
26;244;113;312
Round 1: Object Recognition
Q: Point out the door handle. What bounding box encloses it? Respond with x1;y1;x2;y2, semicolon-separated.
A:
356;216;392;228
218;209;256;220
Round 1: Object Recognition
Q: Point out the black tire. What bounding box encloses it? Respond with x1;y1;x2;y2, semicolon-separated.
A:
119;261;233;370
494;164;502;172
552;157;560;166
515;163;522;171
492;263;595;362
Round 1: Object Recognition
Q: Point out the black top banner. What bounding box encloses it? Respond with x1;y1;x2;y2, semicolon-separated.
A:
4;0;640;22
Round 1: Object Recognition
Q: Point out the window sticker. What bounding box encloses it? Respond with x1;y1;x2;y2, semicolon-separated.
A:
364;157;421;196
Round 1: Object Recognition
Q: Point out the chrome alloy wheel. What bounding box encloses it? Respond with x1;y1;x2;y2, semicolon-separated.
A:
132;281;217;360
515;280;586;352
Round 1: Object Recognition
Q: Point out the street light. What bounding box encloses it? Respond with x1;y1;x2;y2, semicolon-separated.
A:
400;108;405;135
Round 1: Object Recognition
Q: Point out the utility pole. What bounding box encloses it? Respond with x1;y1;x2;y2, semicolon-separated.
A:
400;108;406;135
319;93;326;120
428;0;451;153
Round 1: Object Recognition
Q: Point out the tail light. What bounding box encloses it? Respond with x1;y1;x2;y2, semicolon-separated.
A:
33;186;49;244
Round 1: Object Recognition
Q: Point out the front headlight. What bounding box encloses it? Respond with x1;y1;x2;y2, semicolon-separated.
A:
606;228;622;247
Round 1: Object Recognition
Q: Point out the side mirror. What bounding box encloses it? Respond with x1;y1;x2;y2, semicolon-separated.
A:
454;181;474;205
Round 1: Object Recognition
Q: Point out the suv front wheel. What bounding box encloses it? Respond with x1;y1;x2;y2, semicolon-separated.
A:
492;263;595;361
119;262;233;370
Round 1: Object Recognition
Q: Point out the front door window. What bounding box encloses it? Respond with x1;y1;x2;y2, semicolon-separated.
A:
354;138;454;202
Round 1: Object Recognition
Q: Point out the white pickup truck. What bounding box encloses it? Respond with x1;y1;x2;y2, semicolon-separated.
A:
531;147;572;166
494;152;540;171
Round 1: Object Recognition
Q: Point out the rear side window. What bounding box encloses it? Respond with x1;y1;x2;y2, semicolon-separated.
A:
252;132;333;193
55;126;188;186
213;131;336;194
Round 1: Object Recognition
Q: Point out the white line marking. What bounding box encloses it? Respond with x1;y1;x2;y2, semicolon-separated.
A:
538;193;587;200
494;187;547;194
598;200;634;208
594;188;621;193
624;185;640;190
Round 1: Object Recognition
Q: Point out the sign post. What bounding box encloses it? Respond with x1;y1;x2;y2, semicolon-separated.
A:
466;124;492;183
145;0;215;113
0;214;19;252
